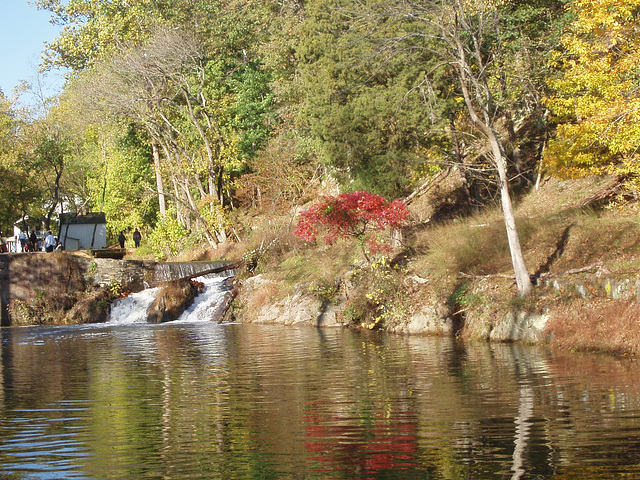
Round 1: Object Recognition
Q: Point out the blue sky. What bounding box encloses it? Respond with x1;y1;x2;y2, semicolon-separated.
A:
0;0;66;97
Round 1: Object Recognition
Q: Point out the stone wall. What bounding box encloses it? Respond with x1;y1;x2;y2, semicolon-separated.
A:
545;274;640;301
83;257;156;292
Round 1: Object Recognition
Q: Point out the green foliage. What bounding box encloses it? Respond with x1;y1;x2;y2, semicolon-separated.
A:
35;0;158;71
36;0;277;244
308;279;340;303
147;209;188;261
108;281;123;298
448;282;481;311
0;164;39;234
295;0;450;197
84;124;157;235
230;62;275;160
292;0;565;199
0;94;51;232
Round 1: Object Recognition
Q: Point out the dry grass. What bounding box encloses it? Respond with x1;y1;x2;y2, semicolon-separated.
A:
409;207;563;280
409;208;509;278
409;176;640;284
549;212;640;272
546;298;640;357
270;239;357;287
516;175;615;217
242;281;282;319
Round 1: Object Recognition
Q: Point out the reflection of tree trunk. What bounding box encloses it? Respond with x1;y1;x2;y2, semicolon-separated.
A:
161;365;172;463
511;385;534;480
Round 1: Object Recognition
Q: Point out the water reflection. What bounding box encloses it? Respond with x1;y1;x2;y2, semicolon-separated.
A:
0;323;639;479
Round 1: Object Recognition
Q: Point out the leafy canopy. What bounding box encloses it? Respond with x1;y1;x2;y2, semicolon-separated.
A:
294;0;450;198
545;0;640;178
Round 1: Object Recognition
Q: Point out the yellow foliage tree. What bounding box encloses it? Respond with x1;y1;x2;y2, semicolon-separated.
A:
545;0;640;179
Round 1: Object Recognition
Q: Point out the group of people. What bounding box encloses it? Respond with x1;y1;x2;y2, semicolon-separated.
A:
16;230;62;253
1;227;142;253
118;229;142;249
0;230;63;253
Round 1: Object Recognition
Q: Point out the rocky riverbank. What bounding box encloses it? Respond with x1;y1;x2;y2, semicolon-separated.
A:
228;262;640;357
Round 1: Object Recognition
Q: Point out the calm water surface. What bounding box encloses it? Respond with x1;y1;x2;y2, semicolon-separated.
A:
0;322;639;479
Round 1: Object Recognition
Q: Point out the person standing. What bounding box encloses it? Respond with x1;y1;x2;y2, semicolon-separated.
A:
118;232;126;249
44;231;56;253
133;229;141;248
29;231;37;252
18;231;27;252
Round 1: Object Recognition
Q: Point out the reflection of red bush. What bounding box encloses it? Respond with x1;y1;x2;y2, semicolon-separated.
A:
303;408;419;474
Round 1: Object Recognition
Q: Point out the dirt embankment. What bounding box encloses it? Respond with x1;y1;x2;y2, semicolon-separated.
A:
1;253;89;325
226;174;640;358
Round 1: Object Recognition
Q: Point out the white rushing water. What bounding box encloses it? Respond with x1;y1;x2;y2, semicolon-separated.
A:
108;276;232;325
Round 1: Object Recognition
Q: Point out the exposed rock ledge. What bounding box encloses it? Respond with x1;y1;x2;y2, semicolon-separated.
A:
236;275;343;327
232;274;551;344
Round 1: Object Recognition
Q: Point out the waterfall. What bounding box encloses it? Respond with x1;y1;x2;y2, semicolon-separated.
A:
109;276;233;325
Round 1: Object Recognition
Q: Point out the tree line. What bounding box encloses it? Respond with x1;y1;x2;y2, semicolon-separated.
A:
1;0;638;295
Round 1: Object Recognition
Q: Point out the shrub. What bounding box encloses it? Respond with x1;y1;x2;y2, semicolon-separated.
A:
294;191;408;261
341;257;411;329
308;279;340;302
148;208;188;261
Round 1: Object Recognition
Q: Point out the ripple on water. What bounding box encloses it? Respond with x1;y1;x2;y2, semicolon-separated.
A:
1;324;640;479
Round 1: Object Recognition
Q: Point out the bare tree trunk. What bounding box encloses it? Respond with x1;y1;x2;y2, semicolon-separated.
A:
45;165;63;231
489;134;533;296
461;88;532;296
454;20;533;297
505;113;525;180
91;141;108;249
152;142;166;217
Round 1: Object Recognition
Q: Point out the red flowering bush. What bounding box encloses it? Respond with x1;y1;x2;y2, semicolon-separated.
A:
294;191;408;257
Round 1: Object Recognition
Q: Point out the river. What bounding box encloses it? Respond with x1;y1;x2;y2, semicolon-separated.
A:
0;282;639;478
